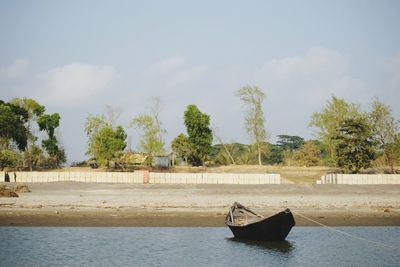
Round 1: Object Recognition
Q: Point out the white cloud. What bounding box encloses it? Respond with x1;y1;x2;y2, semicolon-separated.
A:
166;65;208;88
254;46;365;103
0;59;30;80
34;63;116;107
256;47;347;83
143;56;186;76
252;46;367;140
134;57;208;96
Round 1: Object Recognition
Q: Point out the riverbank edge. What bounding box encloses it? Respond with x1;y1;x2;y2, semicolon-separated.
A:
1;210;399;227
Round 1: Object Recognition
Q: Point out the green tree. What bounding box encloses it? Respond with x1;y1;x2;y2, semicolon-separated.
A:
0;100;28;150
236;86;268;165
384;134;400;171
38;114;60;140
0;149;21;171
277;135;304;151
310;95;360;166
211;142;245;166
129;97;166;165
85;114;127;167
90;126;127;167
368;99;399;173
266;144;284;165
36;111;65;168
212;127;236;165
1;98;66;169
85;114;109;144
291;141;321;167
171;134;192;165
334;117;377;173
27;144;43;168
184;105;213;166
10;98;45;170
211;142;255;165
130;114;165;158
150;96;166;145
271;135;305;165
230;143;255;165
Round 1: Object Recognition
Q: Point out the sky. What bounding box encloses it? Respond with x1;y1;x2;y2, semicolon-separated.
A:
1;0;400;163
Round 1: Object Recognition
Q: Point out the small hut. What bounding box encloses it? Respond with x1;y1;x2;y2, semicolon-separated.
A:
152;153;174;168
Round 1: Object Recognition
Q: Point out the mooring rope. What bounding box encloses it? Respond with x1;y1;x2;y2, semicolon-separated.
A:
291;210;399;251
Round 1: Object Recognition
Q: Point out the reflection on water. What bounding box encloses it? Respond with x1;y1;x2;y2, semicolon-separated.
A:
226;237;294;254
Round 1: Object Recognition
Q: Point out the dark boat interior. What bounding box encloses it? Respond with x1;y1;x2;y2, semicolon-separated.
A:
226;202;265;226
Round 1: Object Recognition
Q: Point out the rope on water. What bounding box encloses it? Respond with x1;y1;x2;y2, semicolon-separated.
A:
292;210;399;251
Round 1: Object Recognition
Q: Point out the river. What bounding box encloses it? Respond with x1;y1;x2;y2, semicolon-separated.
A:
0;227;399;266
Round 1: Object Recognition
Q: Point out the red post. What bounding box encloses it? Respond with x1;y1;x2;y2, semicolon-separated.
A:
143;170;149;184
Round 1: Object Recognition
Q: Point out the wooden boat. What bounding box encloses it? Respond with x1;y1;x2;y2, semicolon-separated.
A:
225;202;295;241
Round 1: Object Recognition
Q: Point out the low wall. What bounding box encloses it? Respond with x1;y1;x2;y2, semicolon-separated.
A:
316;173;400;185
0;171;145;184
0;171;281;185
149;173;280;184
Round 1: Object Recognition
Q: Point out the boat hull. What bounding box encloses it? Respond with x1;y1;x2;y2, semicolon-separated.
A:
227;209;295;241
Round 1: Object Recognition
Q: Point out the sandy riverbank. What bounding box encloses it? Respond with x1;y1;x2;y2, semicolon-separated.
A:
0;182;399;226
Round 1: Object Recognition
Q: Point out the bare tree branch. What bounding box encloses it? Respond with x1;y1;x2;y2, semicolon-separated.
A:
211;126;235;165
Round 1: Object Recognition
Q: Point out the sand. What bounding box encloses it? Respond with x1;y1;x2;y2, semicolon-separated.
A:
0;182;399;226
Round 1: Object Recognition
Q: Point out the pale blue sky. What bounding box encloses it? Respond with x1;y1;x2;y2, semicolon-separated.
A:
1;0;400;162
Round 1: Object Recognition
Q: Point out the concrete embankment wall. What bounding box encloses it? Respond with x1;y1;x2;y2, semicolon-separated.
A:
149;173;280;184
0;171;145;184
0;171;281;185
317;173;400;184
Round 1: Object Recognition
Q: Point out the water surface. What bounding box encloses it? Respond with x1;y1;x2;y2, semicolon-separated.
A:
0;227;399;266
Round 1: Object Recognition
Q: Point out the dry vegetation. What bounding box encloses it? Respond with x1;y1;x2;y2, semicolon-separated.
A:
0;184;30;197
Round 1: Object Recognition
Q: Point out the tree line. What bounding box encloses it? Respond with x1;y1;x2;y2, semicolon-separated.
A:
0;98;65;170
80;87;400;174
1;88;399;173
209;94;400;173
